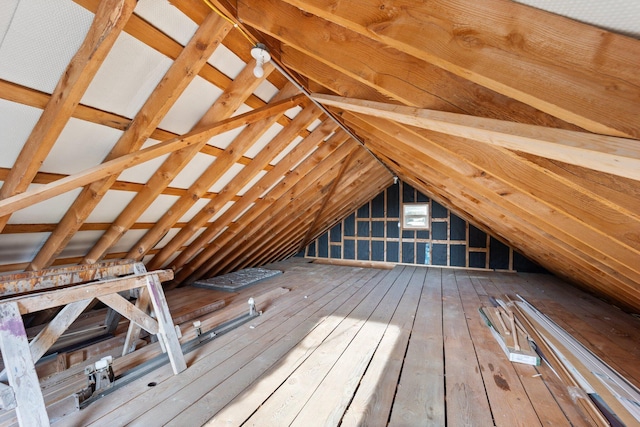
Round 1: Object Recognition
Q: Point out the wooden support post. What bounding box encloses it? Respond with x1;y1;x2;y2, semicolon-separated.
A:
97;293;159;335
0;298;92;382
0;302;49;426
145;273;187;374
122;289;151;356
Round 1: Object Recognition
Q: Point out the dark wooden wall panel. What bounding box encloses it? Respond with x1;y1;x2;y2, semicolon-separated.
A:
305;181;542;272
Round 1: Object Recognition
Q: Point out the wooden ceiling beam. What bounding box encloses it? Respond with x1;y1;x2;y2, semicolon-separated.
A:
175;133;355;284
238;0;580;130
314;95;640;181
82;59;280;263
131;88;315;266
0;168;239;203
0;0;136;233
0;96;300;218
26;13;233;271
158;114;339;274
272;0;640;138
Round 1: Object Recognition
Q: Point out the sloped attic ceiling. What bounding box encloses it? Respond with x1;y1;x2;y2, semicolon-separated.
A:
0;0;391;287
222;0;640;311
0;1;638;311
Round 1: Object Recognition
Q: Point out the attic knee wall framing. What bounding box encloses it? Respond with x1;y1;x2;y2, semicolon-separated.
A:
305;181;544;272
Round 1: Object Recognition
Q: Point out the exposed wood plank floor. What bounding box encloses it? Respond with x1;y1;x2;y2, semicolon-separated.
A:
48;259;640;426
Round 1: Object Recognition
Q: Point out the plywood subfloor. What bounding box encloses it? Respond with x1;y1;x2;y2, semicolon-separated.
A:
47;259;640;426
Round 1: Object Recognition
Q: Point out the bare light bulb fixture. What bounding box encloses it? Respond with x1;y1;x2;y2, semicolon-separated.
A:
251;43;271;78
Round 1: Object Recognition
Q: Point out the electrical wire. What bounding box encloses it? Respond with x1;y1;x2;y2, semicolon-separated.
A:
200;0;395;178
201;0;255;46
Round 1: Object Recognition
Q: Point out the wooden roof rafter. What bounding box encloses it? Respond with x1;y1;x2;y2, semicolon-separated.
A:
191;140;387;280
26;12;233;271
129;82;307;266
82;56;280;264
173;129;355;284
345;113;640;310
236;153;392;274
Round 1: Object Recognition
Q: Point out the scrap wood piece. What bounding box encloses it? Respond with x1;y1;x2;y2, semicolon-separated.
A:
0;302;50;426
8;270;173;315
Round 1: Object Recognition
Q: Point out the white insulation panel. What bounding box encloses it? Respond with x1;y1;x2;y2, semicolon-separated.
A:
0;232;49;264
40;118;122;174
517;0;639;38
243;123;284;159
0;0;93;93
0;100;42;169
157;76;223;135
80;32;172;118
7;186;83;224
134;0;197;45
170;153;217;189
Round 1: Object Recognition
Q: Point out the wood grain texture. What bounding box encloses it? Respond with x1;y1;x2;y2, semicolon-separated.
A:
272;0;640;138
314;94;640;180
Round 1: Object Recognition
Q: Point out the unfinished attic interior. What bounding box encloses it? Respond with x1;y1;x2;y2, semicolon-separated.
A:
0;0;639;425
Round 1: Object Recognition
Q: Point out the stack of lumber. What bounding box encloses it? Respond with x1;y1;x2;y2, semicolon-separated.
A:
485;293;640;426
479;303;539;366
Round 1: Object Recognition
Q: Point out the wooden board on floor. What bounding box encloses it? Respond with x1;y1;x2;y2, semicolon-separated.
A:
15;260;639;427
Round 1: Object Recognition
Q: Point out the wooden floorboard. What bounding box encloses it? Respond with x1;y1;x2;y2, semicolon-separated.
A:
28;259;638;427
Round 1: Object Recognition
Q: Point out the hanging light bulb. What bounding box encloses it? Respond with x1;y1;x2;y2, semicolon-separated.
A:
251;43;271;78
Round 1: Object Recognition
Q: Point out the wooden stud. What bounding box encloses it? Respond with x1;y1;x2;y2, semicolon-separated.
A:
144;274;187;374
0;302;49;426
